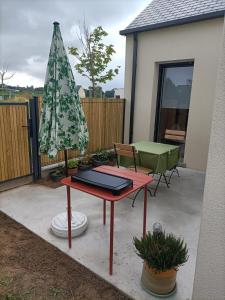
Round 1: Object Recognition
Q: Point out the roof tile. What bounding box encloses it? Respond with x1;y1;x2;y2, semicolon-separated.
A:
122;0;225;33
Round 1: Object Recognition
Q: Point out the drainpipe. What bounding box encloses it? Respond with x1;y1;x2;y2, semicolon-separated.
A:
129;32;138;144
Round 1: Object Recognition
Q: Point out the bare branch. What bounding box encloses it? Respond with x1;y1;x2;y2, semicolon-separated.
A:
0;67;15;89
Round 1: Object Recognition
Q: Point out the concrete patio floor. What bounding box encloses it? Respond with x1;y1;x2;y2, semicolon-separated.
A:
0;167;205;300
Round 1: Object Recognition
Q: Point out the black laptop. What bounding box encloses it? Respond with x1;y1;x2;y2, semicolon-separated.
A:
71;169;133;196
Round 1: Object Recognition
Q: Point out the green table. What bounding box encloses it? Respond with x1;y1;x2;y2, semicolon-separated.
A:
120;141;179;196
133;141;179;174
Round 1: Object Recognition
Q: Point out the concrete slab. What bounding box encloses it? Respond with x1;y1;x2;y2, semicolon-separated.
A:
0;167;204;300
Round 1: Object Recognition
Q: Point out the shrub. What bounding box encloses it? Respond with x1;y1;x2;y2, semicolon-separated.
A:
79;155;92;166
134;231;188;272
94;149;109;161
67;159;79;169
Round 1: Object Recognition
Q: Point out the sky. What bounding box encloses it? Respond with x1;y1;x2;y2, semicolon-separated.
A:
0;0;150;91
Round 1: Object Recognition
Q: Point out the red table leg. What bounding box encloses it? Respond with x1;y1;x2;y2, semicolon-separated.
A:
66;186;72;248
103;200;106;225
143;185;147;237
109;201;114;275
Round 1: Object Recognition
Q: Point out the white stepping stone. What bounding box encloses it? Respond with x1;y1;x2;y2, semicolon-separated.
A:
51;211;88;238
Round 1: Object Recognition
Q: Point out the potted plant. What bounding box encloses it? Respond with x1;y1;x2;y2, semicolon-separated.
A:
78;155;92;170
108;149;117;166
91;149;110;167
134;225;188;297
49;168;64;181
66;159;79;176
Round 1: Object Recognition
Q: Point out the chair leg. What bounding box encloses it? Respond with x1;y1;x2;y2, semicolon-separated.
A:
175;167;180;177
163;173;170;188
132;187;152;207
168;167;180;184
153;174;162;196
168;169;174;184
132;188;142;207
148;188;152;197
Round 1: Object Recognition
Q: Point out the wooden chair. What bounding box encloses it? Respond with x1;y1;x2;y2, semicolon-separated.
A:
114;143;152;206
164;129;185;182
164;129;186;143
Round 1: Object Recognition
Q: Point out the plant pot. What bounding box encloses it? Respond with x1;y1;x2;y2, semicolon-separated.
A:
141;262;177;296
78;164;92;171
49;171;64;182
91;157;109;167
108;159;116;166
67;167;78;176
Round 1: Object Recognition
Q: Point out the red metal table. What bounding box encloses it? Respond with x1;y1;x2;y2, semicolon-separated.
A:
61;165;153;275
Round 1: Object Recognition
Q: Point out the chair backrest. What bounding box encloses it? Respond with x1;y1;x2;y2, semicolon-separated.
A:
164;129;186;142
114;143;137;171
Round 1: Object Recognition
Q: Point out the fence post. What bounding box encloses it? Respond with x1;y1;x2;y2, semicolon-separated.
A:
30;97;41;180
122;99;126;143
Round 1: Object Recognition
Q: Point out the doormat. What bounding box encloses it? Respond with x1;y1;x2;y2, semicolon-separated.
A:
0;212;132;300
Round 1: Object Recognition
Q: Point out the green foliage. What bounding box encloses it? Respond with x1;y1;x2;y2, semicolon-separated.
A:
49;287;65;298
105;89;115;98
0;275;13;287
134;231;188;272
67;159;79;169
94;149;109;161
69;25;120;97
79;154;92;165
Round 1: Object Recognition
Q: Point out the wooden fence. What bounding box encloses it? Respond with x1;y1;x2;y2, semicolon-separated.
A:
0;103;31;182
0;98;125;181
40;98;125;166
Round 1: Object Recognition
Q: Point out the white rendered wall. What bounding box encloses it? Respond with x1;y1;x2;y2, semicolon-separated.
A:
123;18;224;170
192;17;225;300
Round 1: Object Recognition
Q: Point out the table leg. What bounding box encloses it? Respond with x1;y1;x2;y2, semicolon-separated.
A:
66;186;72;249
103;200;106;225
109;201;114;275
143;185;147;237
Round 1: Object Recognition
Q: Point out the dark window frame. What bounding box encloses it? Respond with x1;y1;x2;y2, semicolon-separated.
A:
154;61;194;142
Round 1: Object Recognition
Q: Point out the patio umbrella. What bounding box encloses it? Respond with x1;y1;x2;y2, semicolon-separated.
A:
39;21;89;175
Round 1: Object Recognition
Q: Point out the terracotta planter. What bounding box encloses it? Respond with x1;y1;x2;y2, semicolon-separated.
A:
108;159;116;166
67;167;78;176
141;262;177;296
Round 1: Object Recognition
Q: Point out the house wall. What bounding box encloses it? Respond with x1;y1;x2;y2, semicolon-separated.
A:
114;88;124;99
192;17;225;300
124;18;224;170
78;87;86;99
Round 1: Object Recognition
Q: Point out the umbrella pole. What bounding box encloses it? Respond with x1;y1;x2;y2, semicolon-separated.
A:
64;149;68;177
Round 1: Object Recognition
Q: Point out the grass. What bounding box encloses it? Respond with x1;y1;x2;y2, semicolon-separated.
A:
0;273;72;300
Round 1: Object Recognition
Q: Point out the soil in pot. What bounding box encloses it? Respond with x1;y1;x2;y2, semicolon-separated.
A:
67;167;78;176
141;262;177;296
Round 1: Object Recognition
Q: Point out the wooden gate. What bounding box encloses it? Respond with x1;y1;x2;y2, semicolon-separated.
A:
0;102;32;182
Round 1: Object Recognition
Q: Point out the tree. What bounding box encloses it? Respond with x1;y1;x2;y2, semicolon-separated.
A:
69;24;120;98
88;86;103;98
105;89;115;98
0;66;15;89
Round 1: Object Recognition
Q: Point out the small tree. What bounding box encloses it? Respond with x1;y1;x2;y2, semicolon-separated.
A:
0;66;15;89
69;24;120;98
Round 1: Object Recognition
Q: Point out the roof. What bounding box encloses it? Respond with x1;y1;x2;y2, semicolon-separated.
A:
120;0;225;35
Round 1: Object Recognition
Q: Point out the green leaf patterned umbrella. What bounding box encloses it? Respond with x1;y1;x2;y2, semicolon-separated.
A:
39;21;89;170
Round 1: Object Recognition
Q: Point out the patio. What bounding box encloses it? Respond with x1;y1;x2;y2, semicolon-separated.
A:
0;167;205;300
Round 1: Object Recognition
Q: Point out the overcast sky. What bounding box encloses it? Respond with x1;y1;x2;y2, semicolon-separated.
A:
0;0;150;91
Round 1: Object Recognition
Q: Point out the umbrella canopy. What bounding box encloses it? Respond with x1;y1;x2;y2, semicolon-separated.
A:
39;21;88;159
